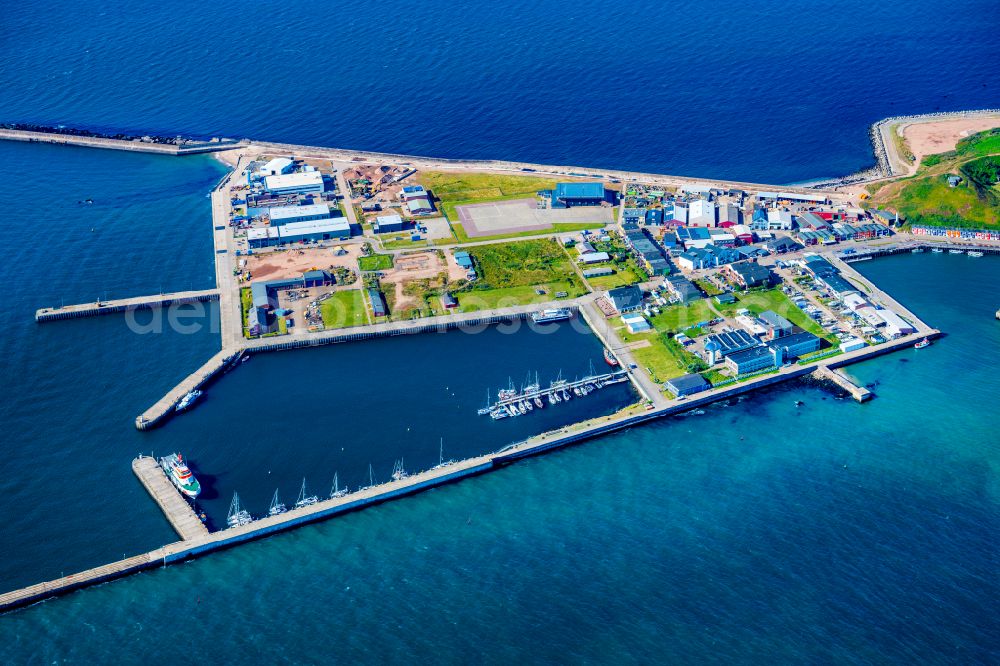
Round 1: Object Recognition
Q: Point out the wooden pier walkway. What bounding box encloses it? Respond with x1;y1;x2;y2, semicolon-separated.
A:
132;456;209;540
35;289;219;322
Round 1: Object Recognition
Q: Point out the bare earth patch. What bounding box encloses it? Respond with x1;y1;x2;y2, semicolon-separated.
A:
902;116;1000;166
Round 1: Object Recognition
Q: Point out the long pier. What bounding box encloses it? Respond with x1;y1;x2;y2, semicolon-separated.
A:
35;289;219;322
0;128;245;155
0;328;939;614
135;349;242;430
132;456;209;540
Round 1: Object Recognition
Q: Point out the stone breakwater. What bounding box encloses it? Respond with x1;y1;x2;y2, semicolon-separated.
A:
805;108;1000;190
0;122;233;147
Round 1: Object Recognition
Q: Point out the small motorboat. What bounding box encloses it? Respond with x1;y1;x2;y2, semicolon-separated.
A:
914;337;930;349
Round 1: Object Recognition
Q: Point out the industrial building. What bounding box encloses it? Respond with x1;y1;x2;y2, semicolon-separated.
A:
705;329;758;357
582;266;615;278
268;203;331;226
256;157;294;178
688;199;716;227
373;214;406;234
580;251;611;264
725;345;781;375
665;373;709;397
248;218;351;248
718;204;741;228
264;171;324;195
766;209;795;230
877;309;916;338
767;331;821;358
550;182;606;208
758;310;793;340
401;185;434;214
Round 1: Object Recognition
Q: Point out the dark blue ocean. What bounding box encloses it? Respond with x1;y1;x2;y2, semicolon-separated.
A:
2;0;998;182
1;0;999;662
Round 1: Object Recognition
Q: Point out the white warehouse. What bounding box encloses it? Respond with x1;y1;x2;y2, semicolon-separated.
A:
264;171;324;195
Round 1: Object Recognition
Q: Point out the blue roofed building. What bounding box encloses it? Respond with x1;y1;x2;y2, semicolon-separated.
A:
550;182;606;208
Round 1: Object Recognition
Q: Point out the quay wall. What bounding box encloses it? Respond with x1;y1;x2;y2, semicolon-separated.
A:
1;330;940;614
135;349;242;431
36;291;219;322
0;129;244;155
161;460;495;564
842;243;1000;263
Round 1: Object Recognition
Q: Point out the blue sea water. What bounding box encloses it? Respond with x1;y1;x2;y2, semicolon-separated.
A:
1;0;1000;661
1;0;998;182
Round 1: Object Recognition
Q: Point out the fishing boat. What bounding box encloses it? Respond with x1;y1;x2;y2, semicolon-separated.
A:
968;251;984;258
175;389;203;412
530;308;572;324
159;453;201;498
330;473;349;498
227;492;252;528
604;349;620;367
931;248;944;253
294;478;318;508
268;489;287;516
914;337;930;349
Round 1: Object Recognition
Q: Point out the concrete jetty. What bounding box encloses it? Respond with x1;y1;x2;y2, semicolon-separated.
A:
0;128;245;155
815;366;872;402
132;456;209;540
35;289;219;322
135;348;241;430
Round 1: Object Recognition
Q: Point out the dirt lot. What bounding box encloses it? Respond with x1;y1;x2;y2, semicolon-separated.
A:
379;250;463;311
903;116;1000;166
246;246;362;281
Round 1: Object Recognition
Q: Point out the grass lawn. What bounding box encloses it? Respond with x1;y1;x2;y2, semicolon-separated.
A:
358;253;394;271
456;280;582;311
380;236;431;250
872;128;1000;229
716;288;834;341
585;265;643;290
465;238;579;288
650;299;716;333
320;290;369;328
626;332;704;383
240;287;252;336
418;171;557;214
451;220;606;244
